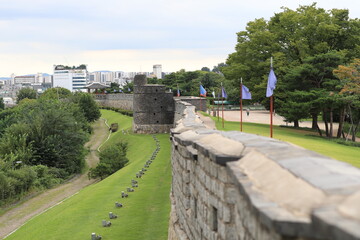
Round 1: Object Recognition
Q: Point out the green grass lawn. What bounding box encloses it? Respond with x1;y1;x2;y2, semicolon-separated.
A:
6;110;172;240
212;116;360;168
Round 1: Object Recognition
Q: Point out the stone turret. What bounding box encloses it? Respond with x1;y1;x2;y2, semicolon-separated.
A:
133;75;174;133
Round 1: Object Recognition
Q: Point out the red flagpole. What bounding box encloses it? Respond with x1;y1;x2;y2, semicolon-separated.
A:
270;95;273;138
217;90;220;122
222;97;224;128
240;83;243;132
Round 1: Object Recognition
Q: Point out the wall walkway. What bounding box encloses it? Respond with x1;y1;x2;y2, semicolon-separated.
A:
168;100;360;240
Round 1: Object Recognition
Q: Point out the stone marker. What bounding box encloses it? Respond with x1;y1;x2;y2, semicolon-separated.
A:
127;187;134;192
115;202;123;208
102;220;111;227
91;233;102;240
109;212;118;219
121;191;128;198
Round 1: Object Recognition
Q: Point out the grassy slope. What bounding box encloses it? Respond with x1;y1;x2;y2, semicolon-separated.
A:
213;118;360;168
6;110;171;240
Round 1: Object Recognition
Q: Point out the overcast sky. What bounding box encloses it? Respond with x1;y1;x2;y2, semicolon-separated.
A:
0;0;359;76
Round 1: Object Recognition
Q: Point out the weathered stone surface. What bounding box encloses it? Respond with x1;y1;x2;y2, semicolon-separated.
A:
168;100;360;240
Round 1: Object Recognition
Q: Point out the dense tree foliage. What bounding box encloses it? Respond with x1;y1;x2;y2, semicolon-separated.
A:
40;87;72;100
71;93;101;122
221;3;360;139
333;59;360;140
0;91;101;205
0;98;4;110
16;88;37;103
159;69;225;96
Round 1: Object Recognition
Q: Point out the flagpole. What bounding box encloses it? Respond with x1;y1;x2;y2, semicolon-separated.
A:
217;89;220;122
240;78;243;132
221;83;225;128
270;57;273;138
200;83;202;112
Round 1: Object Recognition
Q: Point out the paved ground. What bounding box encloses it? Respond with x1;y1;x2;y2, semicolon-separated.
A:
0;119;109;239
214;110;339;132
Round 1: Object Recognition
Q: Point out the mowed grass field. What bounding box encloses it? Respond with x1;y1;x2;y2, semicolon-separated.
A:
213;117;360;168
6;110;172;240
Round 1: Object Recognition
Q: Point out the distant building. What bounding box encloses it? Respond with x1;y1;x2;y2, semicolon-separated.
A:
14;75;36;85
153;64;162;79
53;65;87;92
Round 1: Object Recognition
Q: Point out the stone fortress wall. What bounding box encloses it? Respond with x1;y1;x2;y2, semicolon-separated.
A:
94;93;133;111
132;75;175;133
168;100;360;240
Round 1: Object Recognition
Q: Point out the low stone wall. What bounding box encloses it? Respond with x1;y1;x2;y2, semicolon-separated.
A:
168;101;360;240
94;93;133;110
175;97;207;112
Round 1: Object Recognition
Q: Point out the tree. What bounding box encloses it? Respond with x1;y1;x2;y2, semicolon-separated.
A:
16;88;37;103
89;141;129;179
201;67;210;72
11;100;88;175
212;63;227;74
0;98;4;110
40;87;72;100
333;59;360;141
222;3;360;130
71;93;101;122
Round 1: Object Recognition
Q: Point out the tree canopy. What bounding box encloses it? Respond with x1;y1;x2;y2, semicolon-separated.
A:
0;90;101;204
16;88;37;103
221;3;360;138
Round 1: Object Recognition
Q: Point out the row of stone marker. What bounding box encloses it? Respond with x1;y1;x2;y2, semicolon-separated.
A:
91;135;160;240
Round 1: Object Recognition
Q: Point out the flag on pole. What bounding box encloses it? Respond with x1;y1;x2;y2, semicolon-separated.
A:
212;90;215;98
266;69;277;97
200;85;207;97
221;86;227;99
177;88;180;97
241;85;252;99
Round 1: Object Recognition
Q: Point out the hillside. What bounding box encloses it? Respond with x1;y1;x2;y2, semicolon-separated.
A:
5;110;172;240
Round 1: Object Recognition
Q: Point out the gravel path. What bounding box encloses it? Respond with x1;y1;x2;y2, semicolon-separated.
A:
0;119;109;239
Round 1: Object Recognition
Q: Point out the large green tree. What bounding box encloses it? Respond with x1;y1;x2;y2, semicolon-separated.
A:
16;88;37;103
71;93;101;122
222;3;360;132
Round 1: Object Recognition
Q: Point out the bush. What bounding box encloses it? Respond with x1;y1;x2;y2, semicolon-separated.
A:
100;107;133;116
89;141;129;180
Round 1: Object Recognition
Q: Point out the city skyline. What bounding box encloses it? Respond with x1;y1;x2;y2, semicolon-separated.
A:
0;0;359;77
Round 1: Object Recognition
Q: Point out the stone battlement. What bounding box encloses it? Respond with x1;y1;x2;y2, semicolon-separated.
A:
94;93;133;110
168;100;360;240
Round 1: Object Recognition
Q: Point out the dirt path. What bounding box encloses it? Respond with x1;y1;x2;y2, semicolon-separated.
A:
0;119;109;239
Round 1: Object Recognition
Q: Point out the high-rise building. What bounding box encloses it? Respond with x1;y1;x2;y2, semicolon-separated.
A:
153;64;162;79
53;65;87;92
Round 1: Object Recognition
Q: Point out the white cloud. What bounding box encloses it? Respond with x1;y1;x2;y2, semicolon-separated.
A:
0;0;359;76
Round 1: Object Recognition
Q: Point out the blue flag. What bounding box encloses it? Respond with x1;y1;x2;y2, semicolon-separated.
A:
128;87;131;92
200;85;207;97
241;85;252;99
177;88;180;97
221;87;227;99
266;68;277;97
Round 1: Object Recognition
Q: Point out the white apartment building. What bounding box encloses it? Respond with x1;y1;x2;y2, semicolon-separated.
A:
14;75;36;85
153;64;162;79
53;65;87;92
